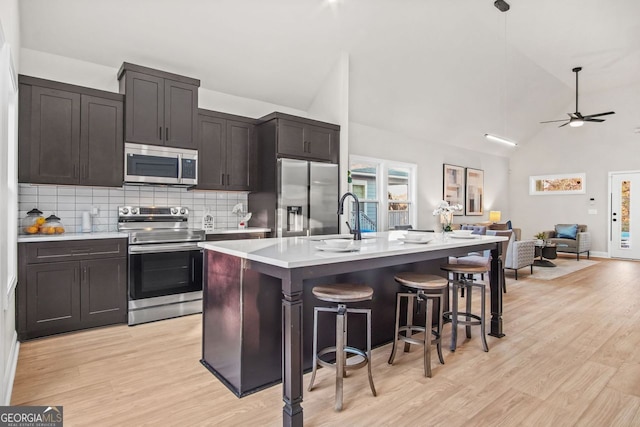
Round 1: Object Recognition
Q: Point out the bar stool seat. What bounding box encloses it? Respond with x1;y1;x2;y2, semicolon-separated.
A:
440;263;489;353
308;283;376;411
388;272;448;377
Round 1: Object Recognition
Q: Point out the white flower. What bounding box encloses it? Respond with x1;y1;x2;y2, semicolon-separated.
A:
432;200;462;216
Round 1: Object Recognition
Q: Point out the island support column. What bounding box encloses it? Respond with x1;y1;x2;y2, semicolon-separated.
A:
282;271;304;427
489;244;505;338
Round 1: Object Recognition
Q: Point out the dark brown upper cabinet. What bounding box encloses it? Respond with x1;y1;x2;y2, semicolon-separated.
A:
197;109;256;191
259;113;339;163
118;63;200;150
18;76;124;187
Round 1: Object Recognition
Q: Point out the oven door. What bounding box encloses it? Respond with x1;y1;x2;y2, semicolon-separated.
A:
128;242;203;300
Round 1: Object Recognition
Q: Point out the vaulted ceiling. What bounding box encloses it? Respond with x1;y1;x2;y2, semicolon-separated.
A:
18;0;640;156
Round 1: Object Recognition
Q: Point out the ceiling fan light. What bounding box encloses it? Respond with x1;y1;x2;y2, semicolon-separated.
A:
484;133;517;147
569;119;584;127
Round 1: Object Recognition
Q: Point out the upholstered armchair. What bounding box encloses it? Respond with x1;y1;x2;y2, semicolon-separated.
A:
504;238;535;280
543;224;592;260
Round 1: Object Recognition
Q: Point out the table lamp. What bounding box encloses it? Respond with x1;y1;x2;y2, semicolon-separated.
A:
489;210;501;223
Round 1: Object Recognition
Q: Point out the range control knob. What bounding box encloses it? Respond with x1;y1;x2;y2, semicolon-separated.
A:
131;208;138;215
121;207;129;215
171;208;178;215
180;208;187;215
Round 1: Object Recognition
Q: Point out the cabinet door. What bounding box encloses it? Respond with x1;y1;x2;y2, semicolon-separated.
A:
198;115;227;190
124;71;164;146
226;120;254;191
29;86;81;184
80;95;124;187
276;119;306;158
25;261;81;334
81;258;127;326
164;80;198;149
304;124;338;163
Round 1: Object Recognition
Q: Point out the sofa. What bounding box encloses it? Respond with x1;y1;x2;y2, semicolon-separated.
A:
543;224;592;260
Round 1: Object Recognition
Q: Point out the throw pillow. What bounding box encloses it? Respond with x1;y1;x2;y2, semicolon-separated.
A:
556;224;578;239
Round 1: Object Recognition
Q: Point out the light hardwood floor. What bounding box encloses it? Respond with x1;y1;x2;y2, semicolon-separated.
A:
12;257;640;426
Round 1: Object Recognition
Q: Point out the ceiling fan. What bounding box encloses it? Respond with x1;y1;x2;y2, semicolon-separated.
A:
540;67;615;128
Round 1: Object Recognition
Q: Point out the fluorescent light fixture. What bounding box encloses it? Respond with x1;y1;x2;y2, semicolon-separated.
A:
484;133;517;147
569;119;584;127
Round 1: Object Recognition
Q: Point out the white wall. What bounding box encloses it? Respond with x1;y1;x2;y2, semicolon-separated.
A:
20;48;307;119
349;122;511;230
0;0;20;405
509;82;640;255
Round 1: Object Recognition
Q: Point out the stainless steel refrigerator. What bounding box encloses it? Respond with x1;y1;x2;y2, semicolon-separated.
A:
277;158;339;237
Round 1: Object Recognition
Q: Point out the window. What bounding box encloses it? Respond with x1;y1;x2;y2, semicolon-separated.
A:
349;155;417;231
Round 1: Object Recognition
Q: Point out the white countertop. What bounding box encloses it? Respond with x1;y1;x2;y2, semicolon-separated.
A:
198;231;507;269
204;227;271;235
18;231;129;243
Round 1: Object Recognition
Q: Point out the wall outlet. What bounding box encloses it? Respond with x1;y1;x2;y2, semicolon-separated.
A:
91;206;99;216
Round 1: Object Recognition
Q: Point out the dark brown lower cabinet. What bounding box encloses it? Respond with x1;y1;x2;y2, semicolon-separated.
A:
18;239;127;341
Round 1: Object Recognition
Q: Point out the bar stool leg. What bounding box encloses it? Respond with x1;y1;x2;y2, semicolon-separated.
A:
465;280;473;339
480;285;489;352
404;294;415;353
388;292;403;365
451;280;458;352
423;297;433;377
435;293;445;364
366;308;377;396
308;307;319;392
335;304;346;411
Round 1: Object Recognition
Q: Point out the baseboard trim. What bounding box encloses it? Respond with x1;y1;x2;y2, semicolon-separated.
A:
589;251;609;259
3;331;19;405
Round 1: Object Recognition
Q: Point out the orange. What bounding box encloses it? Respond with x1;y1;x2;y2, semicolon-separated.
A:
46;227;56;234
35;217;46;226
25;226;39;234
55;227;65;234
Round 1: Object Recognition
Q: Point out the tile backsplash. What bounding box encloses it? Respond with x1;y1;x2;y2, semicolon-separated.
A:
18;184;249;233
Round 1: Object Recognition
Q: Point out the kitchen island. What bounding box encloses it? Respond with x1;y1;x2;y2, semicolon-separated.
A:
198;231;507;427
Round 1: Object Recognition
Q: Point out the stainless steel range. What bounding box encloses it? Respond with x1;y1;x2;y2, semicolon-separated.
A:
118;206;205;325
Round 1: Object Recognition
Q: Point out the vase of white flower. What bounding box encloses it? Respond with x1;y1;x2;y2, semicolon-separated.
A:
433;201;463;233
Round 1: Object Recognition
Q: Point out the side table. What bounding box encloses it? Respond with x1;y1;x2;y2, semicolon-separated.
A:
534;242;558;267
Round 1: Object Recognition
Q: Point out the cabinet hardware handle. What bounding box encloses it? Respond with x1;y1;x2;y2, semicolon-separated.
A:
166;127;169;141
159;127;162;140
191;258;195;282
221;174;225;185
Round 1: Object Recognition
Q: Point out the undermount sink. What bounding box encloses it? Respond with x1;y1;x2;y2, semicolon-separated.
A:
307;234;378;242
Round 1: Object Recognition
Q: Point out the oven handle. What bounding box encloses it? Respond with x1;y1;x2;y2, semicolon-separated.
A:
128;242;203;254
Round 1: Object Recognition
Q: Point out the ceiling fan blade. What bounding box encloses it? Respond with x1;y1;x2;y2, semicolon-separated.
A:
583;111;615;119
540;119;569;124
559;122;570;128
584;118;605;122
574;112;584;119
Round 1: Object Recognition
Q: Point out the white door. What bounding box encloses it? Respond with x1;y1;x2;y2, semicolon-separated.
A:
610;172;640;259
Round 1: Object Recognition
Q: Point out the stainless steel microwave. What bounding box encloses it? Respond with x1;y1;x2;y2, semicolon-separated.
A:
124;143;198;186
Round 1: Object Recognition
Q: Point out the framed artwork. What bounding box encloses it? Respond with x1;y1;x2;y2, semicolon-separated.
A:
443;164;465;215
465;168;484;215
529;173;586;195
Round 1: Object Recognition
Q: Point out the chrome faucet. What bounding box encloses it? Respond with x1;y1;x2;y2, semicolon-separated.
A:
338;192;362;241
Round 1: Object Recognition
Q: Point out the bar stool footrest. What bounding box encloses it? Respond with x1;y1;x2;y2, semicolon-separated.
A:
316;346;369;371
443;311;482;326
